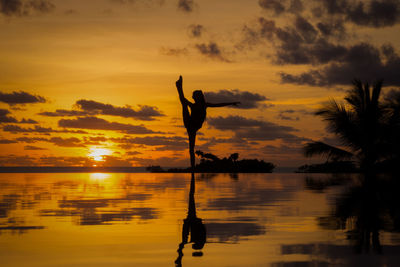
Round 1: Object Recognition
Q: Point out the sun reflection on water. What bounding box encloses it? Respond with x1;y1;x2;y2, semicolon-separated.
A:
89;173;111;180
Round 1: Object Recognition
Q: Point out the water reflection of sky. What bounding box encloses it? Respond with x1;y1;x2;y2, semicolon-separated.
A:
0;173;399;266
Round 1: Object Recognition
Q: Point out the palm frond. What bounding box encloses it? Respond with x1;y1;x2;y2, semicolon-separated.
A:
316;100;361;149
304;141;354;161
345;79;364;112
371;79;383;107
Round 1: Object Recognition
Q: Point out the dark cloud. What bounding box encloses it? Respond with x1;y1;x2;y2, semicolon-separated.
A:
2;135;84;148
278;114;299;121
24;145;46;150
16;137;47;143
259;0;304;15
1;109;39;124
159;47;188;56
188;24;204;38
0;109;17;123
280;43;400;86
0;109;12;116
58;116;159;134
0;0;55;16
279;27;347;65
204;89;269;109
321;0;349;15
295;16;318;43
0;225;45;234
0;139;17;144
100;155;133;167
195;42;231;62
3;124;87;134
260;0;400;28
177;0;194;12
241;17;348;65
111;135;187;151
335;0;400;28
277;109;312;121
39;100;163;121
259;0;286;15
38;109;91;117
280;71;322;86
126;151;142;156
316;19;346;38
48;137;84;147
0;155;36;166
207;115;302;142
288;0;303;13
83;136;108;144
19;118;38;124
75;99;163;121
0;90;45;105
244;1;400;87
38;156;94;166
242;14;400;86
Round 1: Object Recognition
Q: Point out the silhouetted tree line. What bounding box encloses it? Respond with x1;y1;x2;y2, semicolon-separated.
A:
147;151;275;173
301;79;400;173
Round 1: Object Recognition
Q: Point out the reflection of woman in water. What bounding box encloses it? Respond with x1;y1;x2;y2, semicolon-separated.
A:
176;75;239;170
175;173;206;267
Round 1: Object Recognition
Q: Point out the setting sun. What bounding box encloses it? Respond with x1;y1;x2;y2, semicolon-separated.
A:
89;148;112;162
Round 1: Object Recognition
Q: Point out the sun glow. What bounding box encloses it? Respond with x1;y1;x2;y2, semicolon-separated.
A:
88;148;112;162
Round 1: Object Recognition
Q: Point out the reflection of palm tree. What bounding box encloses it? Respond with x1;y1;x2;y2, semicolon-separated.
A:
175;173;206;266
304;79;399;172
312;174;400;254
335;175;382;253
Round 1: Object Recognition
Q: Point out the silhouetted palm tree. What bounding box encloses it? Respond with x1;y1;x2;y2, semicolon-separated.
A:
229;153;239;162
304;79;400;172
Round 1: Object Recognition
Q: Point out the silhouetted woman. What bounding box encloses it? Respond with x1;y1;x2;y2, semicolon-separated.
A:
176;75;239;170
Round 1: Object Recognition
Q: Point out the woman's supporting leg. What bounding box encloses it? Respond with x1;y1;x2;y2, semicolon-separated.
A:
188;131;196;171
181;102;191;130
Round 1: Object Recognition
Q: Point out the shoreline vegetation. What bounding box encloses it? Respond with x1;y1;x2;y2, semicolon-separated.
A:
148;151;275;173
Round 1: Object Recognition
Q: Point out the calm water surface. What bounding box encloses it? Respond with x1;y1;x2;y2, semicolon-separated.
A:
0;173;399;266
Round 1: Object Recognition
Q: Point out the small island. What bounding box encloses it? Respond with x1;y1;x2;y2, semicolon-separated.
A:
147;150;275;173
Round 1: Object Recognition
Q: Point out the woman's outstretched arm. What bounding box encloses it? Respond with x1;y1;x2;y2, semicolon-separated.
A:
206;102;240;108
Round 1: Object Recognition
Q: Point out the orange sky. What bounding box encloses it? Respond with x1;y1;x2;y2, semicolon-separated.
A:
1;0;400;167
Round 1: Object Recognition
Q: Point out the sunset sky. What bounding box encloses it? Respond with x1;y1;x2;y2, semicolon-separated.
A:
1;0;400;167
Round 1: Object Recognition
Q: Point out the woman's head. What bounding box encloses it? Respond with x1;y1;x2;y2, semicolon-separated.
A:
192;90;205;104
